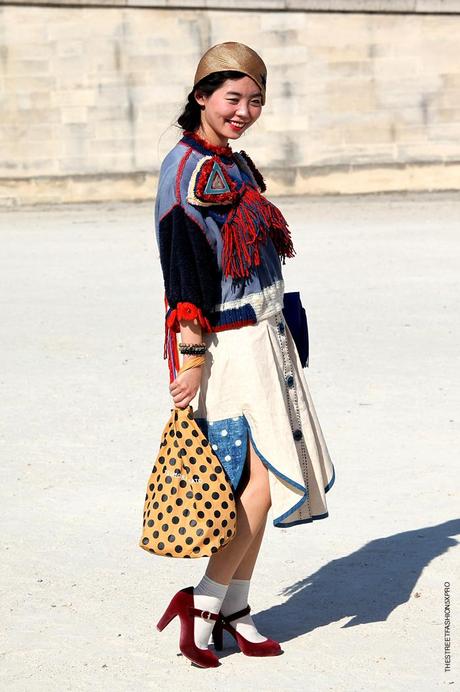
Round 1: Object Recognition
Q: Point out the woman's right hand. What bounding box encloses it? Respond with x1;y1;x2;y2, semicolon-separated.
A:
169;365;202;409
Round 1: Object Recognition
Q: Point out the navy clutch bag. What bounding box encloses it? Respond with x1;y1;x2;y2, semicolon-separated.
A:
282;291;309;368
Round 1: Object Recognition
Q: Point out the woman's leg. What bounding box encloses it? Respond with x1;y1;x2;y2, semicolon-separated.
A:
205;438;271;584
192;438;272;649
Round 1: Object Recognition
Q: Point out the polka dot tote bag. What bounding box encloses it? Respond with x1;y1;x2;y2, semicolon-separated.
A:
139;405;237;558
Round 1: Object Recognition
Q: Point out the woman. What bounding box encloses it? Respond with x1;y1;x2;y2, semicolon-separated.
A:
154;42;335;668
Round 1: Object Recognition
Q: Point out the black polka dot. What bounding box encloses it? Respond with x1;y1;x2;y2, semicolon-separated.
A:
195;492;202;500
169;458;176;466
161;494;168;502
185;537;193;545
196;447;203;455
215;466;222;474
191;429;199;437
173;440;179;448
165;476;172;483
206;519;213;527
158;542;164;550
227;529;233;537
196;528;204;537
178;527;186;535
142;537;149;545
202;439;209;447
197;510;205;518
183;509;190;517
212;492;219;500
153;530;159;538
162;523;168;531
213;528;220;536
176;430;182;438
172;516;179;524
189;456;196;465
189;519;197;527
221;501;228;509
205;501;212;509
168;534;175;543
170;487;177;495
153;501;159;509
202;483;209;491
203;537;210;545
149;484;154;491
185;439;193;447
211;547;218;553
199;465;207;473
158;483;163;491
186;491;193;499
166;505;173;513
210;474;217;481
175;498;183;506
175;545;183;553
158;512;164;520
214;510;221;518
181;421;189;429
179;480;187;488
147;520;154;527
222;520;228;527
193;546;200;553
230;511;236;519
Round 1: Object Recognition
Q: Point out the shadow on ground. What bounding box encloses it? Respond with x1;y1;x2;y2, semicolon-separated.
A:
213;519;459;655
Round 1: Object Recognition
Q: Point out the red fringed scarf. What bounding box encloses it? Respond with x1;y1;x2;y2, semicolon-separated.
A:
220;183;296;279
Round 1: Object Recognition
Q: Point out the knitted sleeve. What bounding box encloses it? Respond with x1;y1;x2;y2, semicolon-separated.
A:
157;202;221;330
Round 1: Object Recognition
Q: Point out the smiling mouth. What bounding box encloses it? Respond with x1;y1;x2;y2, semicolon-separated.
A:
227;120;247;129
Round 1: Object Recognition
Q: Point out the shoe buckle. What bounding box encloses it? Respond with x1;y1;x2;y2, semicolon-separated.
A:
201;610;213;621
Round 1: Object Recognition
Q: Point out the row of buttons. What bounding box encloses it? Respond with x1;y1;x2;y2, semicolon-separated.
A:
278;319;303;443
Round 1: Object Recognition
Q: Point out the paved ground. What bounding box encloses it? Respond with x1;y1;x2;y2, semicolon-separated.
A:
1;192;458;691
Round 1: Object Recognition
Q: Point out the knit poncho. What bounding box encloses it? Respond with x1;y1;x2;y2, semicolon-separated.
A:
154;129;295;380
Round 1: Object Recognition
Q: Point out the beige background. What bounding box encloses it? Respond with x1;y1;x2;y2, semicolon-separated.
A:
1;2;459;204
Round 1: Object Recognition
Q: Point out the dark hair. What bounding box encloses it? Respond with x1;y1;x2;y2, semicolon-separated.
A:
177;70;248;132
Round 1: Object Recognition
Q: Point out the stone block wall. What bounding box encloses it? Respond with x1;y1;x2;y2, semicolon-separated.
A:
0;2;459;204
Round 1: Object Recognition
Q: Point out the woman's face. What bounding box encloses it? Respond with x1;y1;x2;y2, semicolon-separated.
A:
194;76;263;146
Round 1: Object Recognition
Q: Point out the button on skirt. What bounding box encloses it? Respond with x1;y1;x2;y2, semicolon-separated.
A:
190;310;336;528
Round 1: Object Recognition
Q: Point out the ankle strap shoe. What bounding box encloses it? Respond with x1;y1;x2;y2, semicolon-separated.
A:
212;604;282;657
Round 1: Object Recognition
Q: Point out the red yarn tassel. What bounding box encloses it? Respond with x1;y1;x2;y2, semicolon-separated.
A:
220;183;295;279
267;201;296;262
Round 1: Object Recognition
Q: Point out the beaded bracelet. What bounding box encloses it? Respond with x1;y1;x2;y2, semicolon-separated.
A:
178;342;207;355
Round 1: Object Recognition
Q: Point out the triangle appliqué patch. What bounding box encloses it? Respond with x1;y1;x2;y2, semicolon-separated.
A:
204;162;231;195
187;155;240;207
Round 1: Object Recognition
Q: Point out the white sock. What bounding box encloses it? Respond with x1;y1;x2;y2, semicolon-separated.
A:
220;578;267;643
193;574;228;650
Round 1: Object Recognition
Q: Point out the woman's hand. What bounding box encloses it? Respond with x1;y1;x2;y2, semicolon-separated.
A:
169;364;203;409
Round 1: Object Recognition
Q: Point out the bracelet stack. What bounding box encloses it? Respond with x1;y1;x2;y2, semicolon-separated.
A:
178;342;207;356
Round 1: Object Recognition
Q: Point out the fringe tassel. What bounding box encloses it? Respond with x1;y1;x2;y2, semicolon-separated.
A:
220;183;295;279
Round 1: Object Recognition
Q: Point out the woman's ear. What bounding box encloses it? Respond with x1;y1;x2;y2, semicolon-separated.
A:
194;89;206;110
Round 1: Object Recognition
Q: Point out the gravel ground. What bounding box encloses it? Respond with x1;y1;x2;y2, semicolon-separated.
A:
0;192;458;691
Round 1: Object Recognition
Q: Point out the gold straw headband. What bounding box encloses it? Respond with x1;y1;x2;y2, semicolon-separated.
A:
193;41;267;105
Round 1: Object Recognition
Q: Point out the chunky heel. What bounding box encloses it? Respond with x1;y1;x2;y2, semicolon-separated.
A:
156;586;221;668
156;601;178;632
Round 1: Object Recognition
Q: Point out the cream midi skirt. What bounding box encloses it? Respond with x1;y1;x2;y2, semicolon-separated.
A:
190;308;336;528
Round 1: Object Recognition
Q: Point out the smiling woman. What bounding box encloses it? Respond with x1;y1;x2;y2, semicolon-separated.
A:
148;41;335;669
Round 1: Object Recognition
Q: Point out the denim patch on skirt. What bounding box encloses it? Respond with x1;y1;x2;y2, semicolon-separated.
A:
194;415;249;492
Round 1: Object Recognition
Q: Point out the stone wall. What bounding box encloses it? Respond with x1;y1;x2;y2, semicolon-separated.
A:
0;3;459;204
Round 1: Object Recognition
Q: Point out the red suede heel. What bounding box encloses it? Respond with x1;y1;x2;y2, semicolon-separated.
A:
212;605;282;656
156;586;221;668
